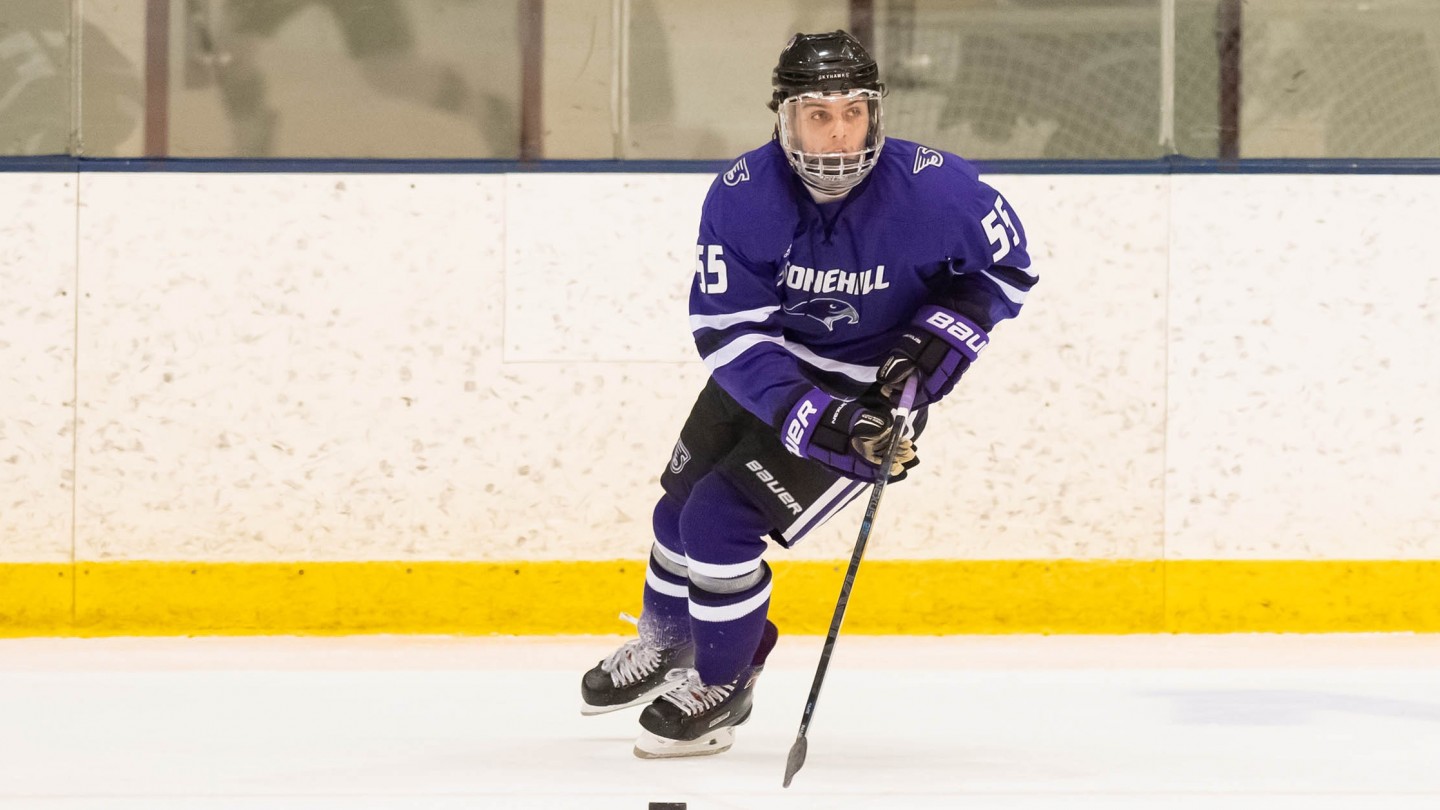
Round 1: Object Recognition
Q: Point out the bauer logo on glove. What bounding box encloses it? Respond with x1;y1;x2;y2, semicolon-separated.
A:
782;388;905;482
924;310;989;356
878;305;991;406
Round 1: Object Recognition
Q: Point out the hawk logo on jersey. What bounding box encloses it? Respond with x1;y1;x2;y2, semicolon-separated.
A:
913;147;943;175
783;298;860;331
722;157;750;187
669;439;692;474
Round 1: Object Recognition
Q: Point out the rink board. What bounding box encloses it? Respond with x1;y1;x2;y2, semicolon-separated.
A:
3;169;1439;636
3;560;1439;636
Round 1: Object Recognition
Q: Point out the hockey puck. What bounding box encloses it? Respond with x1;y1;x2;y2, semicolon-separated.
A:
648;804;686;810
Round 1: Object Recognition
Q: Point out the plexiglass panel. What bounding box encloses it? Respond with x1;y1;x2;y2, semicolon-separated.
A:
3;0;1437;159
0;1;75;155
167;0;523;158
540;0;615;159
1236;0;1440;158
619;0;849;160
77;1;146;157
1171;0;1223;159
877;0;1165;160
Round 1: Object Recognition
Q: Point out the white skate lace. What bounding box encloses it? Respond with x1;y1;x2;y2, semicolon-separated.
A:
600;613;662;687
600;639;663;687
658;668;734;716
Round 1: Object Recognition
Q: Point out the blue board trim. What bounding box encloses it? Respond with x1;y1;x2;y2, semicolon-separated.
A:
3;155;1440;175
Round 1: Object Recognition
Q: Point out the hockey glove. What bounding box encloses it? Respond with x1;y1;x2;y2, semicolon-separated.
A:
853;428;920;482
781;388;909;481
877;305;990;407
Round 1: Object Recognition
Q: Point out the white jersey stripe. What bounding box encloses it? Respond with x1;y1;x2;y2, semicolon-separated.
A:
689;580;774;623
690;306;781;332
981;269;1029;305
702;332;878;385
784;343;879;383
702;333;786;372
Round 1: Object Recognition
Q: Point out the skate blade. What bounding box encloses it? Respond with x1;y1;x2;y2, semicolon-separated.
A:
632;727;736;759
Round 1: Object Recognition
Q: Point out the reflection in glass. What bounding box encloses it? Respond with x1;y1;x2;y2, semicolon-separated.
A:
622;0;849;160
14;0;1440;161
879;0;1164;161
1171;0;1221;159
0;2;144;157
1237;0;1440;158
532;0;613;159
0;3;75;155
173;0;520;158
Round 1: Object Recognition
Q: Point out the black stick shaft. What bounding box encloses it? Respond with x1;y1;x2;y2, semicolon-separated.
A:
783;376;918;787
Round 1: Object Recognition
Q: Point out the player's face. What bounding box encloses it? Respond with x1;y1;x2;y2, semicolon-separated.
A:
793;94;872;154
776;88;884;193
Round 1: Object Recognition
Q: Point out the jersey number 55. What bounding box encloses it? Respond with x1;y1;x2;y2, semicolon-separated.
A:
695;244;728;294
982;196;1023;263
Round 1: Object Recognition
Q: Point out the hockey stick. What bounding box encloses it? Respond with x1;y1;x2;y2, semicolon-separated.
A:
783;374;919;788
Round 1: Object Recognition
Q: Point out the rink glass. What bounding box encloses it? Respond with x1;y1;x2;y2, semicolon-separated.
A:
0;0;1436;160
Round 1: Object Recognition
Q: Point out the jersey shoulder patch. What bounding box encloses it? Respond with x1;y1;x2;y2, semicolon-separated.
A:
721;155;752;186
702;142;798;258
889;139;979;185
911;145;945;175
713;141;790;196
875;138;985;224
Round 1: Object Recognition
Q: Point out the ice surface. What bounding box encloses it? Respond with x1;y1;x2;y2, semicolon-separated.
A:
2;634;1439;809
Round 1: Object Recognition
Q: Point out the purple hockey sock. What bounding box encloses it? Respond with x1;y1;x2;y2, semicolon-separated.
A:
639;495;691;649
677;474;778;685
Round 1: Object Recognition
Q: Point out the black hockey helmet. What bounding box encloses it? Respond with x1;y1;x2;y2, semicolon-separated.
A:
771;31;887;194
769;30;884;112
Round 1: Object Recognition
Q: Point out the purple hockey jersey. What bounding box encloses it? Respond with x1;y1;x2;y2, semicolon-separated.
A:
690;137;1037;428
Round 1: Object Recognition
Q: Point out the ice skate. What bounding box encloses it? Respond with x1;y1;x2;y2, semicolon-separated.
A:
632;665;762;759
581;635;695;716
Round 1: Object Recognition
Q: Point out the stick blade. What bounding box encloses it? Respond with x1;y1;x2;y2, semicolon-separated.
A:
782;735;808;788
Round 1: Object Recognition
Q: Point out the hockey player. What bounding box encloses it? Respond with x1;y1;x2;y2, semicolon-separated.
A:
581;30;1037;758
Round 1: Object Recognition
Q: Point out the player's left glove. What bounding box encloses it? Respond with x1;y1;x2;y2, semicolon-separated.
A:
877;305;990;407
783;386;915;478
782;389;899;481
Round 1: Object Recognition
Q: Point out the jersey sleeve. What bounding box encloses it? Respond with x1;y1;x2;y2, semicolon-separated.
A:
931;179;1038;331
689;184;814;428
